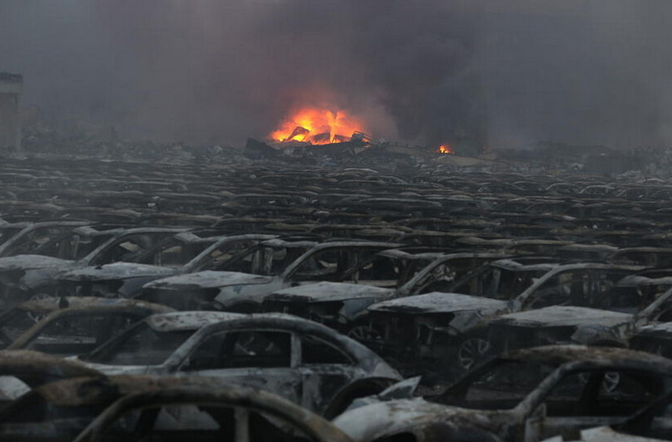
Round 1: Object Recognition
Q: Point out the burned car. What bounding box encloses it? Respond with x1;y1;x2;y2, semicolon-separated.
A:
334;346;672;442
3;297;173;357
542;389;672;442
141;239;400;312
55;232;276;300
262;252;509;336
0;226;185;307
73;384;354;442
488;272;672;354
0;374;350;442
360;259;641;373
0;220;90;257
77;312;401;417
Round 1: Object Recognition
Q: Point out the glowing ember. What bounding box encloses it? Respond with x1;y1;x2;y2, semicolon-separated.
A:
437;144;454;154
270;107;365;145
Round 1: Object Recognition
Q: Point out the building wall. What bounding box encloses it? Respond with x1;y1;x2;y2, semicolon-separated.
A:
0;93;20;151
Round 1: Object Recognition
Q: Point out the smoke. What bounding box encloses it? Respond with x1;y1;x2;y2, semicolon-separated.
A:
1;0;672;149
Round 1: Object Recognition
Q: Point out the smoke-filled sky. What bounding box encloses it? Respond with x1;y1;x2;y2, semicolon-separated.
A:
1;0;671;148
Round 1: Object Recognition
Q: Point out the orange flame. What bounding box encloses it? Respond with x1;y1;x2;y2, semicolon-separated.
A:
270;107;365;145
437;144;454;154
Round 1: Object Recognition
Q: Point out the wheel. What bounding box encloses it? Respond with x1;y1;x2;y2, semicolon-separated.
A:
457;337;491;371
346;323;383;343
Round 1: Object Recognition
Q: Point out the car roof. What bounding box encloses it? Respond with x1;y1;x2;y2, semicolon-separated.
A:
144;311;246;332
503;345;672;369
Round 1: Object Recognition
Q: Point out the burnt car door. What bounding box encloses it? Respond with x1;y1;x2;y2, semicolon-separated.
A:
296;332;361;414
177;329;302;406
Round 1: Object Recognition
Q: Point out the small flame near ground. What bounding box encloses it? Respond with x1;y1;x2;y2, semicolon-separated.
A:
269;107;366;145
437;144;454;154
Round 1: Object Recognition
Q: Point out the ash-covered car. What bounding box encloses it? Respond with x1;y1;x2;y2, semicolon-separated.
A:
0;374;351;442
77;312;401;417
487;270;672;354
73;384;355;442
141;239;401;312
0;220;91;258
360;258;641;373
0;226;185;307
2;297;172;357
55;232;276;300
334;346;672;442
262;252;509;336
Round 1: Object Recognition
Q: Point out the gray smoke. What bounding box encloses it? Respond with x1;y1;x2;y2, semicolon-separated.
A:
1;0;671;149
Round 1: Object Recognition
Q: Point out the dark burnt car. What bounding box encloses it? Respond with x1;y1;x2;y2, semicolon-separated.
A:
55;233;276;299
0;375;350;442
630;322;672;360
262;252;508;337
0;226;185;307
73;385;354;442
141;239;401;312
2;297;173;357
487;270;672;355
0;220;91;258
0;296;172;352
361;258;641;373
334;346;672;442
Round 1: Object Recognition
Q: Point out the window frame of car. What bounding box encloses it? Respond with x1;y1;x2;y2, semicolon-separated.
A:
174;323;359;373
175;327;301;372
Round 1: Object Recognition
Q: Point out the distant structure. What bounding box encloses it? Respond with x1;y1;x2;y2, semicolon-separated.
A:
0;72;23;154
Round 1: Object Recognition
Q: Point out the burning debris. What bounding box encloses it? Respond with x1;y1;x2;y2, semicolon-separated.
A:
269;107;368;146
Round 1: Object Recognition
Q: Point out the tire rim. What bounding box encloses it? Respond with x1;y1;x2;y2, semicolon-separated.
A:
347;325;382;342
458;338;491;370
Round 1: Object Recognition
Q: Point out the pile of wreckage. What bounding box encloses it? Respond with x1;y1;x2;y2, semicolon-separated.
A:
2;156;672;441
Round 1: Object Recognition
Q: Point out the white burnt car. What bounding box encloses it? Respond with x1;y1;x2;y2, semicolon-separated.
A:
77;312;401;417
73;383;355;442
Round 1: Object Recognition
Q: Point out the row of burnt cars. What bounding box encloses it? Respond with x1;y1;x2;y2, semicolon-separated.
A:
2;158;672;440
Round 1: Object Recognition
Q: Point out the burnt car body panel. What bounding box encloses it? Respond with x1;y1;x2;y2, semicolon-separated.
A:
142;240;402;312
77;312;401;416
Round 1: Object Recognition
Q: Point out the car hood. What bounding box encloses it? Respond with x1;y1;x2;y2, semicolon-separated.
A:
491;306;634;329
75;360;151;376
58;262;177;282
333;398;500;442
268;282;395;303
0;255;75;272
369;292;509;315
144;270;273;290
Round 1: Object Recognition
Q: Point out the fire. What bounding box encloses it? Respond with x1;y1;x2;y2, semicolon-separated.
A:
437;144;454;154
270;107;365;145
